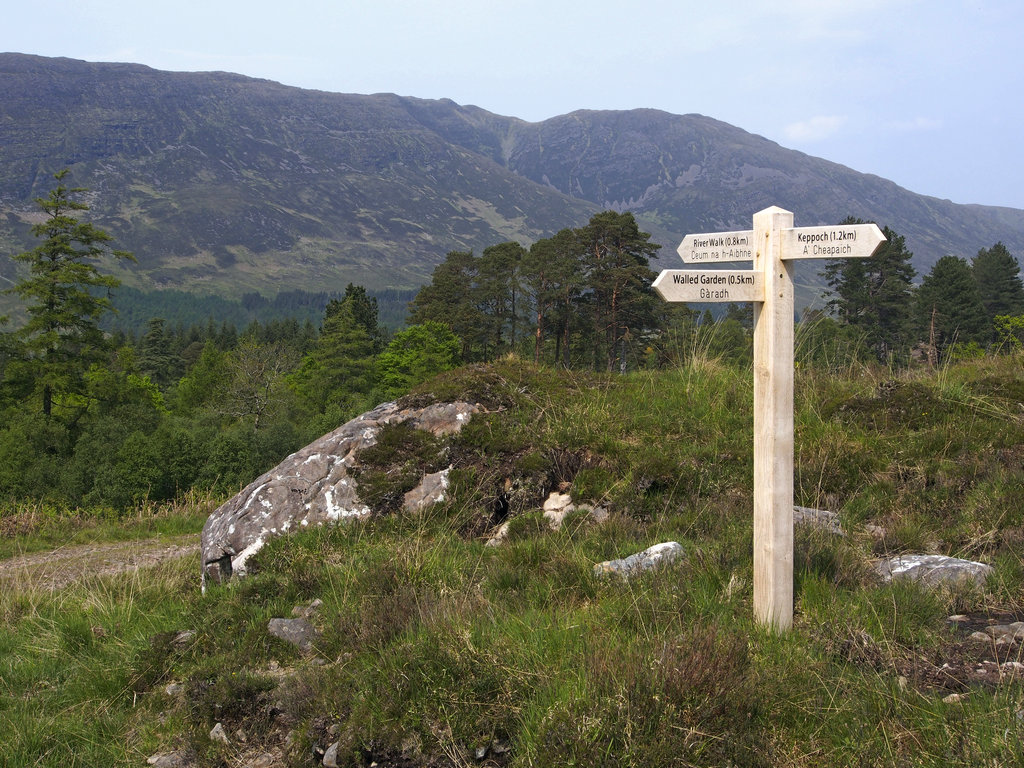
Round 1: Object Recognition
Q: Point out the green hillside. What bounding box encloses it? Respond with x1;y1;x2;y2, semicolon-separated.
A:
2;353;1023;766
3;53;1024;313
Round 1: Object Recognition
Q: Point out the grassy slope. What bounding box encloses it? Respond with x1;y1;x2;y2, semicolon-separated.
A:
2;353;1024;767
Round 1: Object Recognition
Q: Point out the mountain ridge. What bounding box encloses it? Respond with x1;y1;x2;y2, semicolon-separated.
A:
2;52;1023;305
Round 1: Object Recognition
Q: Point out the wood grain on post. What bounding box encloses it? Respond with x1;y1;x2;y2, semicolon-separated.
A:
752;206;794;631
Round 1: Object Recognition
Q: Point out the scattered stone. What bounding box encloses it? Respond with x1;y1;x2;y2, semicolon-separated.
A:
209;722;230;745
403;468;451;514
201;401;480;588
874;554;993;589
969;631;991;643
474;745;489;760
793;506;844;536
943;693;965;704
268;617;320;653
249;753;276;768
863;524;886;539
981;623;1024;644
164;682;183;697
542;492;574;530
947;614;970;623
147;752;188;768
593;541;685;579
485;521;511;547
291;599;324;619
1001;661;1024;676
171;630;195;648
323;741;340;768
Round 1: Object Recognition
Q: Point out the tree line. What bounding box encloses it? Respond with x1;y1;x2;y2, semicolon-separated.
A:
2;173;1022;510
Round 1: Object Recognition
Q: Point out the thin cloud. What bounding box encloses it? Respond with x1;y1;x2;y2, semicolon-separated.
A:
888;116;942;133
784;115;846;142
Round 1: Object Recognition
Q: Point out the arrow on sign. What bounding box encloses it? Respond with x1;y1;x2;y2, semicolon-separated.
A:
677;230;755;263
653;270;764;303
780;222;886;260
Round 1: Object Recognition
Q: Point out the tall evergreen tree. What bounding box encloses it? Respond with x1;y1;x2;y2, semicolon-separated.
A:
915;255;988;357
971;242;1024;335
523;229;583;365
409;251;487;360
821;220;916;361
136;317;178;388
476;242;527;356
3;170;133;416
580;211;660;372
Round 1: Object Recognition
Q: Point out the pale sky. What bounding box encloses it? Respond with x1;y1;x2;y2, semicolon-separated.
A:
4;0;1022;209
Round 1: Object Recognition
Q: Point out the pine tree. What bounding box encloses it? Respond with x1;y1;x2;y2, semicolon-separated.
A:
4;170;133;416
579;211;660;372
971;242;1024;336
915;255;988;356
821;220;916;361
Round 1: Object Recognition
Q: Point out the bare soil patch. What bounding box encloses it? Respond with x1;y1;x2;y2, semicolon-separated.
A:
0;534;200;591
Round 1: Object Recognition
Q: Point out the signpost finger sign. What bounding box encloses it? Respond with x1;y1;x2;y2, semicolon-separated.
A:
654;206;885;631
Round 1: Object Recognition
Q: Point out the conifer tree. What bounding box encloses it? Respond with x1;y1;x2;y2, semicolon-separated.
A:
821;220;915;361
915;255;988;356
971;242;1024;335
4;170;133;416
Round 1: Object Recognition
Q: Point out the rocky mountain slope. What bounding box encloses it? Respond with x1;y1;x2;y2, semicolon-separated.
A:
2;53;1023;302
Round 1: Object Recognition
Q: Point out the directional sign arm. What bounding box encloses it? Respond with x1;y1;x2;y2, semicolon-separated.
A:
653;270;764;303
780;223;886;260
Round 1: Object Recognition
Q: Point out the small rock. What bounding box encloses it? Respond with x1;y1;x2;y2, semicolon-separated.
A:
593;542;685;579
147;752;187;768
943;693;964;704
250;753;276;768
1001;661;1024;676
171;630;196;648
292;599;324;619
793;506;844;536
543;492;574;530
485;521;511;547
323;741;340;767
210;722;230;745
268;617;320;653
164;682;183;697
947;614;970;623
475;744;489;760
897;675;907;691
969;631;991;642
874;554;993;589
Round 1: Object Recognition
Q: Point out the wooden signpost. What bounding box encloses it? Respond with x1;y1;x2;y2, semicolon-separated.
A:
654;206;885;631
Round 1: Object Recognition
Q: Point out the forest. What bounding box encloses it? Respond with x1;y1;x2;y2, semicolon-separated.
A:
2;175;1023;512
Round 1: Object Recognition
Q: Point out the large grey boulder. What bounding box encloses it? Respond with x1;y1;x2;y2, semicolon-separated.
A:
201;401;479;588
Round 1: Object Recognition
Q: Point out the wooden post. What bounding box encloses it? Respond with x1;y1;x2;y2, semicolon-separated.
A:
752;206;794;631
655;208;884;633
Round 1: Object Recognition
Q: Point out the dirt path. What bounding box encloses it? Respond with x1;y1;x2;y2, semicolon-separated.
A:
0;534;200;591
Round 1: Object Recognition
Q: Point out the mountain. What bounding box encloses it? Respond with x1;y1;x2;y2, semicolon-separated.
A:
2;52;1024;307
